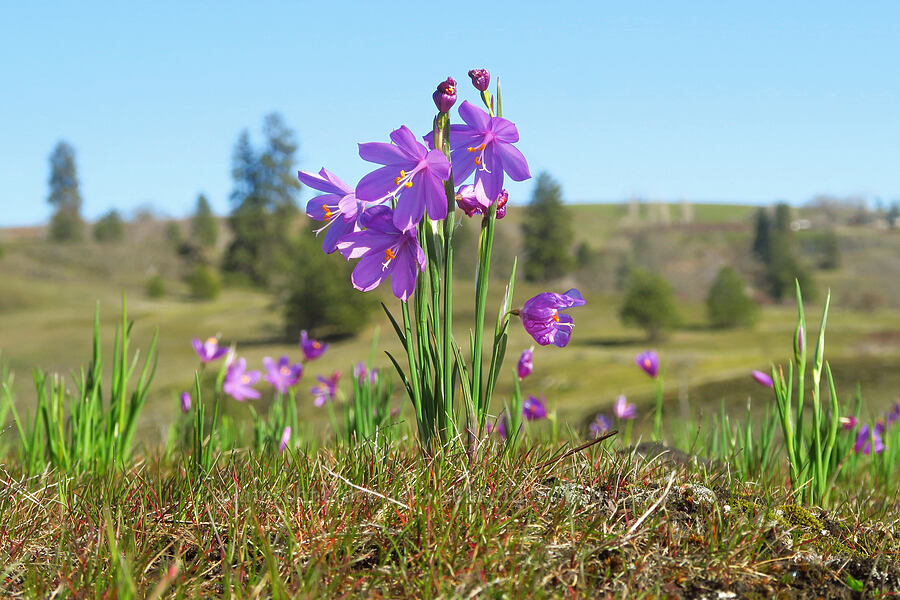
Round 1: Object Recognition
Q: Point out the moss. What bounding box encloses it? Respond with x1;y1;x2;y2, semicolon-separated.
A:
769;504;859;557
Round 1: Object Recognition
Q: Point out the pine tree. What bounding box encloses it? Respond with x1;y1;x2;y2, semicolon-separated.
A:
191;193;218;248
47;141;84;242
752;208;771;262
521;172;574;282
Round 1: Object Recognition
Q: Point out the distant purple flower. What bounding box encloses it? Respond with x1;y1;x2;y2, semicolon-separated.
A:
353;362;377;385
298;168;365;255
517;348;534;379
854;423;885;455
635;351;659;378
311;372;340;407
180;391;191;413
300;330;328;361
517;289;585;348
887;400;900;426
522;395;548;421
495;190;509;219
751;370;774;388
192;336;229;363
487;414;508;439
279;426;291;453
432;77;457;113
448;101;531;204
590;414;611;438
355;125;452;231
613;395;636;420
263;356;303;394
337;205;427;301
468;68;490;92
840;415;858;431
223;358;261;402
455;184;488;217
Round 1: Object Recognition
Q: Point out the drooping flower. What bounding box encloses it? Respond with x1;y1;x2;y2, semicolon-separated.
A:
300;330;328;361
467;68;490;92
613;395;636;420
517;289;586;347
590;414;611;438
223;358;261;402
517;348;534;379
311;372;340;407
635;350;659;378
192;336;229;363
297;168;365;255
355;125;451;231
854;423;885;455
279;426;291;453
840;415;858;430
180;391;191;413
522;394;548;421
432;77;457;113
263;356;303;394
336;204;427;301
751;370;774;388
448;101;531;205
455;184;488;217
495;190;509;219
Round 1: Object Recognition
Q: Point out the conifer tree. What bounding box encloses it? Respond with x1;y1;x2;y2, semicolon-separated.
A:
191;193;218;248
47;141;84;242
521;172;574;282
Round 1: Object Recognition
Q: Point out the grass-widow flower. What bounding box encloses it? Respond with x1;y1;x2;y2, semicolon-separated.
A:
300;330;328;361
298;168;365;255
854;423;885;455
487;413;507;438
613;395;636;420
432;77;457;113
180;391;191;413
337;205;427;301
192;336;229;363
516;289;585;347
263;356;303;394
517;347;534;379
590;414;611;438
522;394;548;421
448;101;531;204
311;372;340;407
467;68;490;91
496;190;509;219
279;426;291;453
751;370;774;388
840;415;858;430
455;184;488;217
635;350;659;378
223;358;261;402
356;125;451;231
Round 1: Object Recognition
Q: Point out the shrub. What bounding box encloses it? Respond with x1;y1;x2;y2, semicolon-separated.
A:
145;275;166;299
93;209;125;243
706;266;758;328
187;265;221;301
619;269;680;340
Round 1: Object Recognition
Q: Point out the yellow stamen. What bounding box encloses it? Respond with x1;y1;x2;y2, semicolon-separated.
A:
644;358;651;368
467;143;486;153
241;375;250;384
384;248;397;262
280;366;290;375
322;203;333;221
552;314;560;322
404;181;413;188
313;341;321;349
474;156;481;166
394;169;407;185
206;337;217;345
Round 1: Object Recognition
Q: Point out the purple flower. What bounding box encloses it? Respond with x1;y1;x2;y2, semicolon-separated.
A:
522;394;548;421
886;399;900;426
279;426;291;453
854;423;885;455
487;414;507;438
840;415;858;430
455;184;488;217
263;356;303;394
590;414;611;438
517;289;585;348
353;362;367;382
635;351;659;378
180;391;191;413
223;358;261;402
355;125;452;231
336;205;427;301
191;336;229;363
751;370;774;388
613;395;636;420
448;101;531;205
311;372;340;407
432;77;457;113
495;190;509;219
517;348;534;379
298;168;364;255
300;330;328;361
468;68;490;92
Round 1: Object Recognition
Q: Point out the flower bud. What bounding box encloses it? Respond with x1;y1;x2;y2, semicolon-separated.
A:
517;348;533;379
455;184;484;217
432;77;457;113
468;68;490;92
180;391;191;413
496;190;509;219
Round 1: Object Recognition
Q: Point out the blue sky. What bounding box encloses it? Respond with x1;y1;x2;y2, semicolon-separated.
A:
2;1;899;226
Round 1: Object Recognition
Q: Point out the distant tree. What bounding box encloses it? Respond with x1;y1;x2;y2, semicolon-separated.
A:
521;172;574;282
817;229;841;270
191;193;218;248
46;141;84;242
188;265;221;301
93;209;125;243
282;231;376;339
575;241;595;268
765;235;816;301
619;269;681;340
165;221;182;246
773;202;792;233
223;113;301;287
706;266;758;328
145;275;166;298
887;202;900;229
752;208;772;263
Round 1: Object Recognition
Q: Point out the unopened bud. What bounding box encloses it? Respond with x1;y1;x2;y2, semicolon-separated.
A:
468;68;490;92
432;77;457;113
180;391;191;413
496;190;509;219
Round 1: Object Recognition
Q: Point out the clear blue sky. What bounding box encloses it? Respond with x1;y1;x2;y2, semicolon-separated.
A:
2;1;899;226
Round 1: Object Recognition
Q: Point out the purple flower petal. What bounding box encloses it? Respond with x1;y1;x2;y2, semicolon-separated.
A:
356;165;401;203
458;100;491;132
494;141;531;181
390;126;427;160
357;141;409;166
